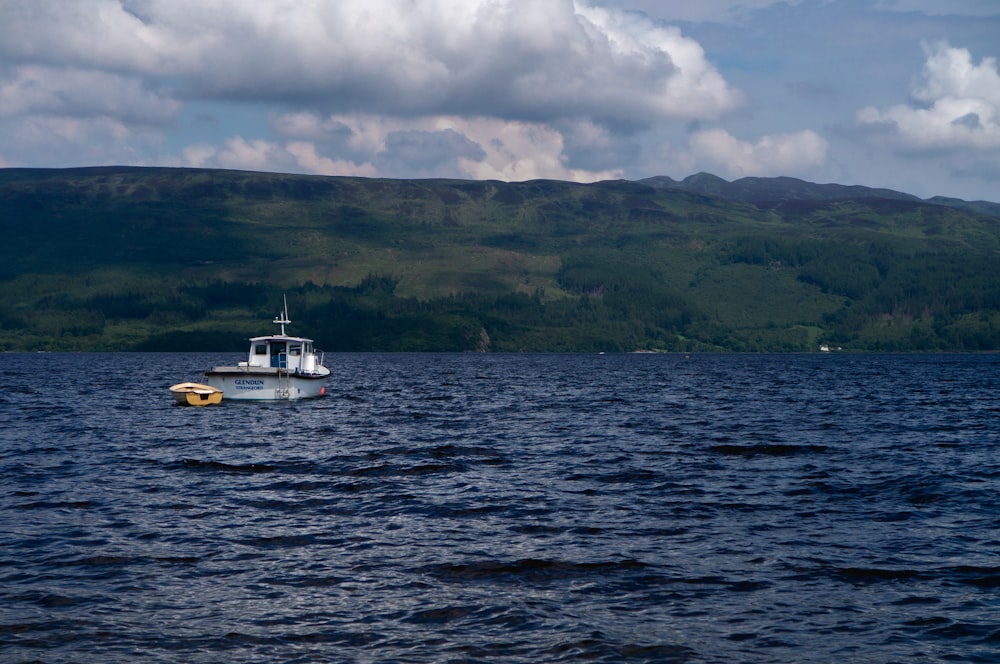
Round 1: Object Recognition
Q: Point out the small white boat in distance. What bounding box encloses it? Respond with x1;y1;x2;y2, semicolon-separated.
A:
201;299;330;401
170;382;223;406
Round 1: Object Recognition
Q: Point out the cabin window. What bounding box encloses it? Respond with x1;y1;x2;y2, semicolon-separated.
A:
289;345;301;356
270;342;287;368
254;344;267;355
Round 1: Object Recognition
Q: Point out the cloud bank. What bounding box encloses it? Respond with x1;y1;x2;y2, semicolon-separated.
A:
0;0;753;181
0;1;997;199
0;0;743;124
687;129;829;179
857;43;1000;152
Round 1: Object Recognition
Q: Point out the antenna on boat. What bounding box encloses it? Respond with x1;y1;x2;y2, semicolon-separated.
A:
273;294;291;336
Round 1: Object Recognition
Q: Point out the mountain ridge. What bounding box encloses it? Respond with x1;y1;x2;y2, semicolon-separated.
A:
4;164;996;208
2;165;1000;352
638;172;1000;211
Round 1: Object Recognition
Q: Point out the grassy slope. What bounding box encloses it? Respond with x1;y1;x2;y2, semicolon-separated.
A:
1;166;999;351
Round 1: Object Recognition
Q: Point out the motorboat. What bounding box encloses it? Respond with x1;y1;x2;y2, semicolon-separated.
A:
170;382;223;406
201;299;330;401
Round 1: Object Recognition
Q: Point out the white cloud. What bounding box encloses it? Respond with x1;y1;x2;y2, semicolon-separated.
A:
0;0;742;127
451;117;623;181
914;43;1000;106
0;1;172;71
687;128;828;178
269;112;623;182
208;136;283;172
0;65;181;123
856;43;1000;151
182;113;628;182
285;142;377;178
180;143;217;169
575;4;744;121
177;136;373;175
0;114;157;166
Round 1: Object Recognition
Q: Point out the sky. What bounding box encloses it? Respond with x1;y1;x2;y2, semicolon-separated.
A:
1;0;999;202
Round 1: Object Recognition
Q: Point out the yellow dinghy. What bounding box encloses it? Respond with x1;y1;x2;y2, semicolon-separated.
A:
170;382;223;406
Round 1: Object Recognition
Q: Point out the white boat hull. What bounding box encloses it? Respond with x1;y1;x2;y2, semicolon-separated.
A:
201;368;328;401
194;298;330;402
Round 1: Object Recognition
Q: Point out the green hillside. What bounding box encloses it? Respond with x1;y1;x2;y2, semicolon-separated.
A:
2;166;999;352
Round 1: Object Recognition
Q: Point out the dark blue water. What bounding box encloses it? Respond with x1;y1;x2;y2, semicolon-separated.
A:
2;352;999;663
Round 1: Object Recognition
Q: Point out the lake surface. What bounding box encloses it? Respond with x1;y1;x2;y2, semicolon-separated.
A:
1;352;999;662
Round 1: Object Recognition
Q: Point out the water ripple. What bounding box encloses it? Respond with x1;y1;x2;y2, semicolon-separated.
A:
1;352;999;662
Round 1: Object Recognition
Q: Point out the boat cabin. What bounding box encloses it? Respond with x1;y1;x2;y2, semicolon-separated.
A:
241;335;322;374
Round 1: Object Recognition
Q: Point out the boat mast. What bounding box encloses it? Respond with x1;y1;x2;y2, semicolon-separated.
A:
273;295;291;336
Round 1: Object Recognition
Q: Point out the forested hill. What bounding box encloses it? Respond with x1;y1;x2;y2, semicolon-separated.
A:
2;165;1000;352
